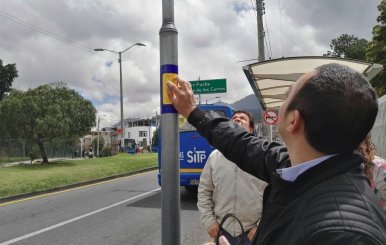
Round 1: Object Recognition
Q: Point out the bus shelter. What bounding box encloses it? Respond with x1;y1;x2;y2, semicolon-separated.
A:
243;56;383;111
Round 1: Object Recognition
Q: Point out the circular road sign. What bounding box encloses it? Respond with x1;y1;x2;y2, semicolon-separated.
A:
263;110;278;125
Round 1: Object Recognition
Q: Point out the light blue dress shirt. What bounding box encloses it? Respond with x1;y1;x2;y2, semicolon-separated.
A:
276;155;336;182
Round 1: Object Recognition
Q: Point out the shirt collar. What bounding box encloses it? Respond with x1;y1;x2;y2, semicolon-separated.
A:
276;154;337;182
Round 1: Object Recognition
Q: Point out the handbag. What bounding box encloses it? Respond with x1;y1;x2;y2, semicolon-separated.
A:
215;213;245;245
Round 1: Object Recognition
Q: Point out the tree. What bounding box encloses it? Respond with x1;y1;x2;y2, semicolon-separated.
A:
152;128;158;147
0;83;96;163
324;34;368;60
0;59;18;101
92;136;105;157
367;0;386;96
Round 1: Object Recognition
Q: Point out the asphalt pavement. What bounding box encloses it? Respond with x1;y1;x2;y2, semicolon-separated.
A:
0;170;207;245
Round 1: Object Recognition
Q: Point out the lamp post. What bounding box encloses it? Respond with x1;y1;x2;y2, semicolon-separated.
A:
94;43;146;151
97;116;100;157
96;114;107;157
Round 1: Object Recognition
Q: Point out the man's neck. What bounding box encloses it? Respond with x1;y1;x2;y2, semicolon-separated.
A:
287;141;326;167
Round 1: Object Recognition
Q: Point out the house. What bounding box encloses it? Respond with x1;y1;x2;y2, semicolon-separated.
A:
120;117;158;150
81;129;120;156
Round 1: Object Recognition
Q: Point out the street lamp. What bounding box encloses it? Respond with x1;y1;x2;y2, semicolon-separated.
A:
96;114;107;157
205;96;220;104
94;43;146;151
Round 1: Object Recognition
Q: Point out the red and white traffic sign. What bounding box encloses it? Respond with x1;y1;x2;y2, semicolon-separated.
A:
263;110;278;125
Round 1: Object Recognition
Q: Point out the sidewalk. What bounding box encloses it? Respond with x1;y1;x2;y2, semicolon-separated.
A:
0;157;84;168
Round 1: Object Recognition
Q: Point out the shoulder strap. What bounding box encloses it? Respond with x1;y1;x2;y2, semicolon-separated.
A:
215;213;245;245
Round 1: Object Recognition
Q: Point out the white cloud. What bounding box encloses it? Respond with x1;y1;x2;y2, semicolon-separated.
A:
0;0;380;125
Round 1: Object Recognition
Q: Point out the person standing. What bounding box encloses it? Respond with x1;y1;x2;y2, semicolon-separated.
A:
167;63;386;245
358;134;386;213
198;110;267;245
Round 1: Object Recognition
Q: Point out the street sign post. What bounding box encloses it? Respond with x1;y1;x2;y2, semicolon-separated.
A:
190;78;227;94
263;110;278;143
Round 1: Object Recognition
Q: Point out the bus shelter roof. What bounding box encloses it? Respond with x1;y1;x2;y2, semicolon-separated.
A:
243;56;383;111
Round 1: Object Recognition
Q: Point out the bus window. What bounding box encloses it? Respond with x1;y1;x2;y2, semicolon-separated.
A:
178;110;226;132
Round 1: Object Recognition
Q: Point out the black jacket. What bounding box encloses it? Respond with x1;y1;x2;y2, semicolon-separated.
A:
188;108;386;245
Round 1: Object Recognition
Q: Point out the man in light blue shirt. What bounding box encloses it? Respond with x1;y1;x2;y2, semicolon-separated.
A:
167;63;386;245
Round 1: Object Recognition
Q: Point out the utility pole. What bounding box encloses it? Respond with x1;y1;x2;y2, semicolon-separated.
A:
198;76;201;105
160;0;180;244
97;116;100;157
256;0;273;142
256;0;265;62
148;117;151;151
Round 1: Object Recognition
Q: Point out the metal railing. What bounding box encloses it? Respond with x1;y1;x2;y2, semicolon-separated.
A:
0;139;75;164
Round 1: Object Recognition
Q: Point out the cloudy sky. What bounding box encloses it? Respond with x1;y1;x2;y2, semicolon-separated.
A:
0;0;381;127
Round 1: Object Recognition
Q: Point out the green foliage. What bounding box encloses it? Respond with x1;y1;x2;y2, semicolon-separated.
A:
152;128;158;146
29;147;40;163
92;136;105;156
101;145;112;157
367;0;386;96
324;34;368;60
0;59;18;101
0;83;96;163
323;1;386;96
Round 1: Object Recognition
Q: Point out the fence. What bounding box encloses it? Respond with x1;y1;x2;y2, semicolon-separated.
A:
371;94;386;159
0;139;75;164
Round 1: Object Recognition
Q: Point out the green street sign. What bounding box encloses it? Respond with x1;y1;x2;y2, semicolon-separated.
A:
190;78;227;94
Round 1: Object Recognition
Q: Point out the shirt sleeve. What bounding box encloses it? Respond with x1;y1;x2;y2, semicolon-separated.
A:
197;152;217;230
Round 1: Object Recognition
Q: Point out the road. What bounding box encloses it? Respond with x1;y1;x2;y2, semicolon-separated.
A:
0;170;208;245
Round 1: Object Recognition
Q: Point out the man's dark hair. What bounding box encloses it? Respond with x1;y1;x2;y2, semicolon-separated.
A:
232;110;255;130
286;63;378;154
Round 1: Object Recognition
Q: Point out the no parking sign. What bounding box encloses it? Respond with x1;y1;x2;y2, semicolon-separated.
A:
263;110;278;125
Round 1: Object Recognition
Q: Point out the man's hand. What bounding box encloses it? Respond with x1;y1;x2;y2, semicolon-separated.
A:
247;226;257;241
166;77;197;118
207;222;220;238
218;235;231;245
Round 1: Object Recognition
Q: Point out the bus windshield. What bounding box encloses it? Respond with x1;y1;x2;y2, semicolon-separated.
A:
178;110;226;132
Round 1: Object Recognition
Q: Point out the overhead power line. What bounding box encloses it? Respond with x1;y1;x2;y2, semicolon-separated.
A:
0;10;92;52
0;9;113;60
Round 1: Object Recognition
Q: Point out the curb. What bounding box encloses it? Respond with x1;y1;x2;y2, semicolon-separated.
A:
0;166;158;204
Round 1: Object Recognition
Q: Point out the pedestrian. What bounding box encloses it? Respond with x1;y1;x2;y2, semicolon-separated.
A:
198;110;267;245
88;147;93;159
167;63;386;245
358;134;386;213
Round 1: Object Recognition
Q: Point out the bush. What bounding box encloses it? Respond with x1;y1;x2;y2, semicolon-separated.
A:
29;150;40;163
101;146;112;157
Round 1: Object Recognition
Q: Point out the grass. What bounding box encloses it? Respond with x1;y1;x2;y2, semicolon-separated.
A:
0;156;30;165
0;153;158;198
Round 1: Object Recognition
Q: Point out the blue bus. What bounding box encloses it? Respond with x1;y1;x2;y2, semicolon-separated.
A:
158;104;234;189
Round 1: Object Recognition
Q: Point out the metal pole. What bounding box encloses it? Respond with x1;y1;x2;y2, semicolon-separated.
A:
97;116;100;157
256;0;265;62
160;0;180;244
80;138;83;158
119;52;124;151
198;76;201;105
148;118;151;151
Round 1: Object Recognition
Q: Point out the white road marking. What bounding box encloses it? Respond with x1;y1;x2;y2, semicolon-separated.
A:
0;188;161;245
0;170;157;207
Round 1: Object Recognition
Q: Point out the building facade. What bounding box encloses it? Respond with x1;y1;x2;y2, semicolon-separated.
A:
123;117;157;149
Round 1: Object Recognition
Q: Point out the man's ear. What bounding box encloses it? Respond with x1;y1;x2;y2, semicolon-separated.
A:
287;110;303;133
